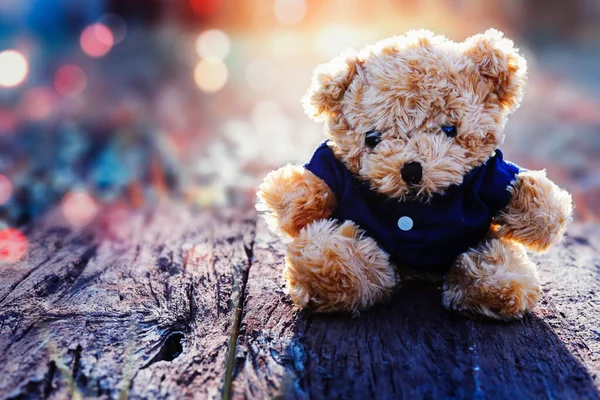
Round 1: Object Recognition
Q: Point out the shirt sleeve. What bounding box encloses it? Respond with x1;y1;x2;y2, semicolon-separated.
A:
478;149;523;216
303;141;346;200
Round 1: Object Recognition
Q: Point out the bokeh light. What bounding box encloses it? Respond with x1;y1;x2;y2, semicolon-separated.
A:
98;14;127;44
0;175;13;205
0;228;27;264
0;1;599;226
246;59;278;92
0;50;28;88
54;64;87;97
80;23;114;58
194;58;228;93
20;88;56;120
195;29;230;60
61;190;99;228
274;0;306;25
190;0;222;18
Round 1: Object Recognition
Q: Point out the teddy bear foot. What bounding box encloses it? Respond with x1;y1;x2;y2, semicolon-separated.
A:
284;219;398;314
442;237;541;320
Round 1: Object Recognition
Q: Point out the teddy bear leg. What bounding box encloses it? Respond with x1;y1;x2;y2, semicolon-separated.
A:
284;219;398;314
442;237;541;320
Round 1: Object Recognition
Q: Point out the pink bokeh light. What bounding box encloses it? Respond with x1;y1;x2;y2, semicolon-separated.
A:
54;64;87;97
61;191;99;228
0;228;27;263
80;23;114;58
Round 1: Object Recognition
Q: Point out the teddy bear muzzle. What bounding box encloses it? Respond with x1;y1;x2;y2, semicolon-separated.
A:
400;161;423;185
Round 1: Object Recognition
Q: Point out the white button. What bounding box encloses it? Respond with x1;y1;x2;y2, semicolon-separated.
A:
398;216;413;231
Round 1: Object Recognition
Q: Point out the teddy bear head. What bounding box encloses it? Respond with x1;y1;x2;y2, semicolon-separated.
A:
303;29;527;201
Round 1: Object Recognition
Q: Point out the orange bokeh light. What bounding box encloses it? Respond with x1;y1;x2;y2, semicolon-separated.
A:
54;65;87;97
0;50;28;88
61;191;99;228
80;23;114;58
0;228;27;263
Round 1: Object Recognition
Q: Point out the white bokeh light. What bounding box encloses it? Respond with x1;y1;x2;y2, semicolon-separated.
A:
0;50;28;88
195;29;231;60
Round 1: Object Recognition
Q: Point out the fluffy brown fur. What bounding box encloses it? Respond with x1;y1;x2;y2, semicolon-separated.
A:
257;165;337;237
284;219;397;313
495;170;573;252
442;237;540;320
258;29;572;320
303;29;526;201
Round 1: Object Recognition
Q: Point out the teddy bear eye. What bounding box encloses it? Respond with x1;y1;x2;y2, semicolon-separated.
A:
441;125;457;138
365;130;382;148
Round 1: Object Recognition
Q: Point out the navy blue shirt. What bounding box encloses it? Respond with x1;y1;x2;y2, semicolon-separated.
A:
304;141;521;273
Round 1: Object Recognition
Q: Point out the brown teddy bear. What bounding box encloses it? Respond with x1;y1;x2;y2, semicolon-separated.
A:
257;29;573;320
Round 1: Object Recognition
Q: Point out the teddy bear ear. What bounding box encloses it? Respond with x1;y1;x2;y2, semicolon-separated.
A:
302;49;361;121
463;29;527;113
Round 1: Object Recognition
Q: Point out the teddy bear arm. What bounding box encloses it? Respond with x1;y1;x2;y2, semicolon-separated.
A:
494;170;573;252
257;165;337;238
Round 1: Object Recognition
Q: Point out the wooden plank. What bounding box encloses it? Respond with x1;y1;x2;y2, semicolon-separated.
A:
0;205;255;400
534;224;600;380
231;219;600;399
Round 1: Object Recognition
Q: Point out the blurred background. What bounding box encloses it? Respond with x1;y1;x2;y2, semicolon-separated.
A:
1;0;599;261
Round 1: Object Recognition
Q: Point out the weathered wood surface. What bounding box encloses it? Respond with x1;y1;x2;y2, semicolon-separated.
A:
1;205;599;399
231;219;600;399
0;205;255;399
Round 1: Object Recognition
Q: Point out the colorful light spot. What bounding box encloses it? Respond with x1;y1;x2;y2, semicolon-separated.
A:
61;191;99;228
80;23;114;58
0;228;27;263
189;0;222;18
195;29;231;60
54;65;87;97
194;58;228;93
20;88;56;120
0;50;28;88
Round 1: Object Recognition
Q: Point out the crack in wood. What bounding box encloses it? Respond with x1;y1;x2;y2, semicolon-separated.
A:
222;230;256;400
141;331;186;369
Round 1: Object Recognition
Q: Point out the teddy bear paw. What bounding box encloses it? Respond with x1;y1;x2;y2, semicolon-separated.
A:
284;219;398;314
442;237;541;320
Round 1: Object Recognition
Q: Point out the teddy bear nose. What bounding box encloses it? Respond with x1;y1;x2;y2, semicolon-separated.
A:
401;161;423;185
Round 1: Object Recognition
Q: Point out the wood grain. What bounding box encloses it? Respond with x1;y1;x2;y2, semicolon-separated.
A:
2;207;599;399
0;205;255;400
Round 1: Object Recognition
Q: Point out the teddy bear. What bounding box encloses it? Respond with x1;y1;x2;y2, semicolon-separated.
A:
256;29;573;320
